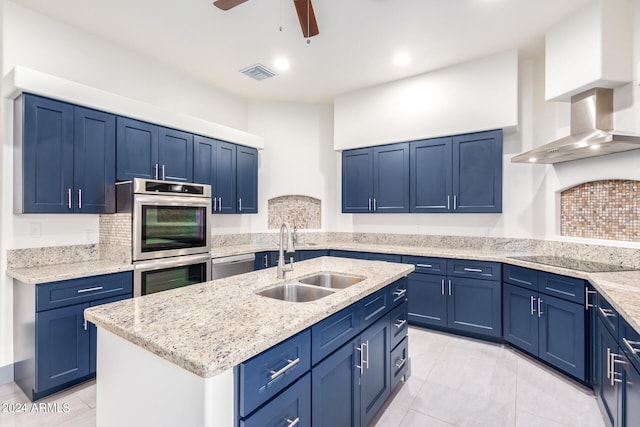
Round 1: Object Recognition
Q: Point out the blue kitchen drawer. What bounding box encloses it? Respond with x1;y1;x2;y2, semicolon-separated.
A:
597;293;619;337
390;302;408;350
539;272;585;304
361;287;390;330
311;302;360;366
390;336;409;391
36;272;133;312
240;373;311;427
389;277;407;307
328;250;363;259
401;256;446;274
362;252;402;263
447;259;502;281
619;317;640;372
237;330;311;418
503;264;538;291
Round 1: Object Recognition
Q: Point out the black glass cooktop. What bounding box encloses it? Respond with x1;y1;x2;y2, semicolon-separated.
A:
508;255;636;273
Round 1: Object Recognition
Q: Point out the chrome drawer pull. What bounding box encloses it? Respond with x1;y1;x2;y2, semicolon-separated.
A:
416;264;432;268
269;358;300;381
77;286;104;294
598;307;616;318
463;268;483;273
394;319;407;329
623;338;640;355
393;289;406;298
394;358;407;369
285;417;300;427
607;348;612;379
585;288;597;310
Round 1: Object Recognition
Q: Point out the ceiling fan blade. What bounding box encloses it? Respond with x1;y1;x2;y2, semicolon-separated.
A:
213;0;249;11
293;0;319;38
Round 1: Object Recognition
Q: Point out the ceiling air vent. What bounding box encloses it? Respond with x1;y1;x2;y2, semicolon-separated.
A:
240;63;277;81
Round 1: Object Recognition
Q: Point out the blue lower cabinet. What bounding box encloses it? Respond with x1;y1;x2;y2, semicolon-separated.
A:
240;373;311;427
36;303;91;393
254;251;278;270
312;337;361;427
503;283;539;355
596;318;620;426
294;250;329;262
407;273;447;328
390;336;409;391
360;314;391;427
390;303;408;349
622;356;640;427
328;250;364;259
447;277;502;338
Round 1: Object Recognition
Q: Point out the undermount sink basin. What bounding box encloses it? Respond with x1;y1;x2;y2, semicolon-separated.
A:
256;283;335;302
298;273;363;289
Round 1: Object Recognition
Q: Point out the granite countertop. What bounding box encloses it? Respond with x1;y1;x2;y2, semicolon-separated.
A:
7;259;134;284
84;257;414;378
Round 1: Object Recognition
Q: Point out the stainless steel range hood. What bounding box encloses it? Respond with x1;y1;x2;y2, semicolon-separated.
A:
512;88;640;164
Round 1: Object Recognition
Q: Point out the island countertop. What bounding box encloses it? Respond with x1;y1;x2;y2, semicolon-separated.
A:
83;256;414;378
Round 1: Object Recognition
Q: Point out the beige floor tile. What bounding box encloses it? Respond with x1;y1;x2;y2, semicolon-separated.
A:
72;380;96;409
400;409;455;427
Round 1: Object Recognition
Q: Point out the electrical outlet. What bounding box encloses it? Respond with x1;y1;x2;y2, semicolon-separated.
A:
28;222;42;237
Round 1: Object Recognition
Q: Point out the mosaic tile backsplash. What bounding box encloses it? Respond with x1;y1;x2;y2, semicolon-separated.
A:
268;195;321;230
561;180;640;242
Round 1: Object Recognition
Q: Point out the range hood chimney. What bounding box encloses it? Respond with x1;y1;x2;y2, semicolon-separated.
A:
512;88;640;164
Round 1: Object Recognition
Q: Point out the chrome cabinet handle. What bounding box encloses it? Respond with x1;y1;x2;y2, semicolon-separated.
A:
77;286;103;293
154;163;159;180
530;296;536;315
238;198;242;212
78;189;82;209
448;280;452;296
368;198;372;212
454;195;457;210
285;417;300;427
393;288;407;298
83;317;88;331
537;298;543;318
269;358;300;381
161;164;166;180
373;198;377;211
394;358;407;369
212;197;217;212
416;264;432;268
394;319;407;329
611;352;624;386
447;195;450;210
585;288;597;310
355;344;365;374
598;307;616;318
365;340;369;369
441;279;445;296
623;338;640;355
264;254;269;268
463;267;483;273
218;197;222;211
607;348;612;380
67;188;72;209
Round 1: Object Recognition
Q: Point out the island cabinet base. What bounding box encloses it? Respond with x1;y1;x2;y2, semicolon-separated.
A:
96;329;234;427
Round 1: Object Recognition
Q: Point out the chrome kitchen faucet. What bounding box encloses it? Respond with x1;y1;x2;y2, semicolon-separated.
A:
277;222;295;280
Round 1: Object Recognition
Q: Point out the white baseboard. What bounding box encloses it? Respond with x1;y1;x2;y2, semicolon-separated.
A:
0;364;14;385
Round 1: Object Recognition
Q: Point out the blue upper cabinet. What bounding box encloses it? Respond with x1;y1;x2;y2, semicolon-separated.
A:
342;148;374;213
452;130;503;213
373;143;410;213
215;141;237;214
236;146;258;214
410;137;453;213
73;107;116;213
158;127;193;182
116;117;159;181
342;144;409;213
20;94;115;214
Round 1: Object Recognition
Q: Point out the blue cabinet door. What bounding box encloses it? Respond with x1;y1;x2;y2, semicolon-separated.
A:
36;303;90;392
452;130;502;213
595;318;619;427
215;140;237;214
312;337;361;427
410;137;452;213
447;277;502;338
158;127;193;182
622;355;640;427
342;148;373;213
193;135;216;212
407;273;447;328
237;146;258;213
116;117;159;181
22;94;74;213
360;314;391;426
503;284;538;355
539;294;586;381
372;143;410;213
73;107;116;213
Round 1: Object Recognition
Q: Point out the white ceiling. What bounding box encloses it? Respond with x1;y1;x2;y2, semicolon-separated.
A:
10;0;593;104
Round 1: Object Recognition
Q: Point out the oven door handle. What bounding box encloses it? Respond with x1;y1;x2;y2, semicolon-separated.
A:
134;253;213;272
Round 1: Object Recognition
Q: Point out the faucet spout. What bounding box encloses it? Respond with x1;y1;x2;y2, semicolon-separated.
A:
277;222;295;280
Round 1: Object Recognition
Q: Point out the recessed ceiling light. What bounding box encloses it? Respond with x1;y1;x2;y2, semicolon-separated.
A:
393;52;410;66
274;58;290;71
590;144;601;150
529;157;537;162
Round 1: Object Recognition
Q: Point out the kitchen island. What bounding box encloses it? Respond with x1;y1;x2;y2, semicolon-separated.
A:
83;256;414;427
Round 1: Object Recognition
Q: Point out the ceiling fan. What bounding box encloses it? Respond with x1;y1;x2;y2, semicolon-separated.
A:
213;0;319;38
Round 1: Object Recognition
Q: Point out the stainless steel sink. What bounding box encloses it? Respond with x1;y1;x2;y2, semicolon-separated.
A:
256;283;335;302
298;273;363;289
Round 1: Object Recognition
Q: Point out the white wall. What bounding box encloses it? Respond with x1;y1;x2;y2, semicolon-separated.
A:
333;50;518;150
0;1;251;371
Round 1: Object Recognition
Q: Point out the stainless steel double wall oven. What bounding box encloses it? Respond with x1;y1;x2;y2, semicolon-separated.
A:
117;179;212;297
